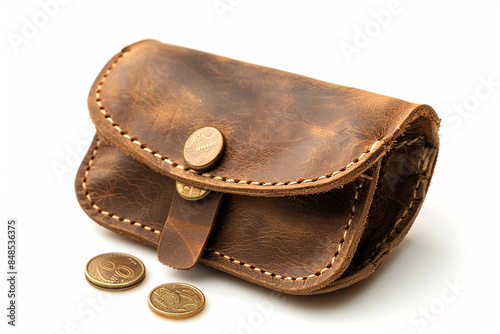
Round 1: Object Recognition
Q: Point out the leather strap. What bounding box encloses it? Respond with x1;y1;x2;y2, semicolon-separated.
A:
158;190;223;269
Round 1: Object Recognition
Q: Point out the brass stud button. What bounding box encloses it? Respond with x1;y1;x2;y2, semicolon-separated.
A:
183;127;225;172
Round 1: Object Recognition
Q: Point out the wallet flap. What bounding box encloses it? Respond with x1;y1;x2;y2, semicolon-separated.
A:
88;39;439;196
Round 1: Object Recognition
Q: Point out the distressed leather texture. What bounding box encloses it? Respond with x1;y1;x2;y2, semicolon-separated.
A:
158;190;223;269
75;40;440;295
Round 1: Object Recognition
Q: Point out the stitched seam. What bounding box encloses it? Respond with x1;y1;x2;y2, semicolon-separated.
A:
95;49;381;186
372;179;422;254
392;136;425;150
373;147;429;260
369;136;424;210
344;177;424;277
342;139;425;274
368;149;429;261
350;145;431;273
82;139;161;235
83;144;364;280
374;136;428;204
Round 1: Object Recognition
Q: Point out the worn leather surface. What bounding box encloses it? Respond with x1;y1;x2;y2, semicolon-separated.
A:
75;40;440;295
158;190;223;269
88;40;439;196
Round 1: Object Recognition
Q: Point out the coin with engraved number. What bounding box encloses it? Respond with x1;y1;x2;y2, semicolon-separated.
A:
183;127;225;172
85;252;145;291
148;283;205;319
176;181;210;201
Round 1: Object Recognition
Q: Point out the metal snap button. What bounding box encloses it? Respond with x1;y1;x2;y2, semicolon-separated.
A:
183;127;225;172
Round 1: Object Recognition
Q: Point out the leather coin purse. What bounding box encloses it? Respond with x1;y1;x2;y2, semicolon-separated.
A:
75;40;440;295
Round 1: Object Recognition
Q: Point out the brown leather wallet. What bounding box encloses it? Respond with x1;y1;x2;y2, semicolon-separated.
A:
75;40;440;295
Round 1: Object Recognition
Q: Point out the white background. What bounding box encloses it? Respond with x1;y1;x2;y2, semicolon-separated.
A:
1;0;499;333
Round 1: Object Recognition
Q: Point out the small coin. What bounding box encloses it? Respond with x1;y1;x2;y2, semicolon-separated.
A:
175;181;210;201
148;283;205;319
85;277;144;292
183;127;225;172
85;252;145;291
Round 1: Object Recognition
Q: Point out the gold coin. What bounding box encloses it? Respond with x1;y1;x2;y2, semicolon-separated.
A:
183;127;225;172
175;181;210;201
85;252;145;290
148;283;205;319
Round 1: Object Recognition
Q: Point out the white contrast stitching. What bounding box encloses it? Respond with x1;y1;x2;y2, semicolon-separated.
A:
392;136;425;149
82;139;161;235
372;179;422;255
